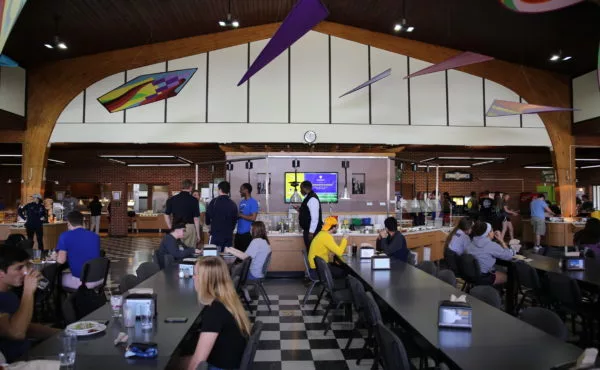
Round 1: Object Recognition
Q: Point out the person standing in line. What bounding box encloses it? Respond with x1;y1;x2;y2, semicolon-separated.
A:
467;191;480;221
530;193;555;253
88;195;103;235
18;194;47;250
499;193;519;241
297;181;323;250
206;181;238;252
192;190;207;243
164;180;201;249
43;192;54;222
235;183;259;252
479;191;494;224
61;191;77;216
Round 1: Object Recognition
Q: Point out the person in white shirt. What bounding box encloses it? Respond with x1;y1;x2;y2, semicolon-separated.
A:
225;221;271;280
296;181;323;250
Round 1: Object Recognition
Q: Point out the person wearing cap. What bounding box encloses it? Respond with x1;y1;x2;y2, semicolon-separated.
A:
307;216;347;278
156;223;201;268
298;181;323;250
18;194;47;251
466;221;515;285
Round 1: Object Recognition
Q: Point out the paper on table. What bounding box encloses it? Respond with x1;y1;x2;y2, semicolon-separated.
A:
183;258;197;263
128;288;154;295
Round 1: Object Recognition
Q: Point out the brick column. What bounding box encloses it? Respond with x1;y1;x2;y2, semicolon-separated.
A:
109;183;128;237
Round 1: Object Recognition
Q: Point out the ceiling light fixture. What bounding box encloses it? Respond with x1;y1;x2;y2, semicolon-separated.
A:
575;158;600;162
580;165;600;169
472;160;495;166
126;164;191;167
393;0;414;33
524;166;553;169
549;50;571;62
219;0;239;28
44;15;68;50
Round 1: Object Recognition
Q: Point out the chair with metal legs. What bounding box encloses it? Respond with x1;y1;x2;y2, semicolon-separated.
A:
301;249;321;307
314;257;352;335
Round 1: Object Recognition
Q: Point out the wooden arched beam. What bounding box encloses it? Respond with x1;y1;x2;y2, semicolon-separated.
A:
22;21;575;215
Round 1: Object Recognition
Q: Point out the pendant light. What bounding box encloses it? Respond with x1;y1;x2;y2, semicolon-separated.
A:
410;163;420;213
245;160;253;183
397;161;405;214
289;159;303;203
340;160;351;200
226;162;234;185
209;164;216;198
424;165;431;212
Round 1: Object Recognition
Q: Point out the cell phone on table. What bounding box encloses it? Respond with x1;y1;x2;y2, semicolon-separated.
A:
164;317;188;323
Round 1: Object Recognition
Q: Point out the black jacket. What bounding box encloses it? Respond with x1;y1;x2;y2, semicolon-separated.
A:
299;191;323;233
18;202;47;227
206;195;238;240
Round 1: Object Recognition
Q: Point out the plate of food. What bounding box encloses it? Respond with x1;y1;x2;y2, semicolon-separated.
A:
66;320;107;336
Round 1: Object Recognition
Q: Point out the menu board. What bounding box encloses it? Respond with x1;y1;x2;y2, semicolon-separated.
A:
284;172;338;203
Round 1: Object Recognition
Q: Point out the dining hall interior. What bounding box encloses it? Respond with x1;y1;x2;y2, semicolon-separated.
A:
0;0;600;369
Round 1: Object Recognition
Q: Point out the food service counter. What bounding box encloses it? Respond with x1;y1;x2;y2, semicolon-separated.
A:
267;229;446;273
521;219;585;247
0;222;68;250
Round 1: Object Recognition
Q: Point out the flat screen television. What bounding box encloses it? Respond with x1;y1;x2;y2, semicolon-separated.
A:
284;172;338;203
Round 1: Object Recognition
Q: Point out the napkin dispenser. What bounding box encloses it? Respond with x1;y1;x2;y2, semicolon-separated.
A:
203;246;218;257
360;247;375;259
561;257;585;271
125;293;158;318
371;255;391;270
179;261;194;278
438;300;472;329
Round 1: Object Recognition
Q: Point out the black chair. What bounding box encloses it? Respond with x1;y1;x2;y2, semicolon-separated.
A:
407;252;417;266
231;257;253;312
470;285;502;309
119;274;140;294
345;275;368;351
546;272;595;345
239;321;264;370
437;269;456;287
18;239;34;258
458;254;483;292
584;249;596;259
244;252;272;312
301;249;321;307
514;261;545;312
163;254;175;268
136;262;160;281
62;257;111;294
375;321;411;370
417;261;438;277
520;307;568;341
443;248;461;277
313;256;352;335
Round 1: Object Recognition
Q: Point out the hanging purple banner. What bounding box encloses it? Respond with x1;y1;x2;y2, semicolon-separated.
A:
237;0;329;86
339;68;391;98
486;99;577;117
404;52;493;79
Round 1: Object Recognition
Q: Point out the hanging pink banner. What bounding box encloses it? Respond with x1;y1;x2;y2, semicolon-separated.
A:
500;0;583;13
486;99;577;117
404;52;493;79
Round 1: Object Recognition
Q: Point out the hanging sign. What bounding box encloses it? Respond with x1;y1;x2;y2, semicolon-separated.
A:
443;171;473;182
541;170;557;183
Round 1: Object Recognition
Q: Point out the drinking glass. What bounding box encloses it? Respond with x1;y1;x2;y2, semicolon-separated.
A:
110;295;123;317
33;249;42;262
140;302;153;331
58;331;77;366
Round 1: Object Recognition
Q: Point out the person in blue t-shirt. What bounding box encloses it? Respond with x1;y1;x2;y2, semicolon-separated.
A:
56;211;102;289
234;183;259;252
530;194;555;252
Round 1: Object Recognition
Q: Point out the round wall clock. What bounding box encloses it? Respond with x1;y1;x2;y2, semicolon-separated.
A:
303;130;317;144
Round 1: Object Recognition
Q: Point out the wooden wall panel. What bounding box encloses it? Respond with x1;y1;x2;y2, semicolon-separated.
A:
166;54;207;123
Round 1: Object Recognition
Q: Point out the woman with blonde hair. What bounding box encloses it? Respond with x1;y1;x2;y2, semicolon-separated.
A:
187;256;250;370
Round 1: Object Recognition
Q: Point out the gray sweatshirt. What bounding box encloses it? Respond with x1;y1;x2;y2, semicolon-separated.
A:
466;235;514;274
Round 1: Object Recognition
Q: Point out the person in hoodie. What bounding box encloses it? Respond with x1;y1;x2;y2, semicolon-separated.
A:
444;218;473;256
466;221;515;285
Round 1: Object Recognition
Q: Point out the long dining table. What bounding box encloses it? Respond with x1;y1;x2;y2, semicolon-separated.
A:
339;255;582;370
23;265;201;369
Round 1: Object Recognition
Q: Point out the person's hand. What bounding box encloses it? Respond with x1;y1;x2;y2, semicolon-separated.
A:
194;249;202;254
23;270;40;296
378;230;387;239
493;230;502;240
224;247;232;254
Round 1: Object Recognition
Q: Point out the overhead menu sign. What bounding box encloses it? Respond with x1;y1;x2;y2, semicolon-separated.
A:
541;170;556;183
443;171;473;182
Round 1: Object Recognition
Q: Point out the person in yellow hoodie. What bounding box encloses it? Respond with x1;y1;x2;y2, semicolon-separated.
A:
308;216;348;278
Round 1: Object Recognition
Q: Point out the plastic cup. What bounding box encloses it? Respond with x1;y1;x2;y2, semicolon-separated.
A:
140;303;153;331
33;249;42;261
123;305;136;328
58;331;77;366
110;295;123;317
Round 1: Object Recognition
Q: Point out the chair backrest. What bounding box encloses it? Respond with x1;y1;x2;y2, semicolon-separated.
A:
302;249;319;282
260;252;272;278
81;257;110;285
437;269;457;287
347;275;367;313
136;262;161;281
4;234;26;247
407;252;417;266
163;254;175;268
314;256;335;293
363;292;382;327
584;248;596;259
546;272;582;307
375;321;411;370
417;261;438;276
239;257;252;287
119;274;140;294
443;248;461;275
470;285;502;309
515;261;541;290
519;307;568;341
239;320;264;370
459;254;481;283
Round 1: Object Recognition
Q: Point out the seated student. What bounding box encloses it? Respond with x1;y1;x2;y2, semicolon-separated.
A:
56;211;102;289
225;221;272;280
308;216;348;279
574;218;600;258
186;257;250;370
444;218;473;256
156;223;201;268
376;217;409;262
466;221;515;285
0;247;60;362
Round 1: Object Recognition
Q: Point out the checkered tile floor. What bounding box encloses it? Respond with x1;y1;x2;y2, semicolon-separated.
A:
247;294;375;370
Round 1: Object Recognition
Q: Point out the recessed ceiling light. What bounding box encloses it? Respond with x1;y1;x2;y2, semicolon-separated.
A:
393;24;402;32
57;42;67;49
44;43;53;49
549;55;560;61
231;20;239;28
406;26;414;32
562;56;572;61
218;21;226;27
393;18;414;33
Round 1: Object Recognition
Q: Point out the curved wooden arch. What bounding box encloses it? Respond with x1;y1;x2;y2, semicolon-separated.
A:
22;21;575;215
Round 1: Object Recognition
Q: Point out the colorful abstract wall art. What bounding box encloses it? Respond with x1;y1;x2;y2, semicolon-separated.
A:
0;0;27;55
339;68;391;98
237;0;328;86
404;52;493;79
499;0;583;13
486;99;577;117
98;68;197;113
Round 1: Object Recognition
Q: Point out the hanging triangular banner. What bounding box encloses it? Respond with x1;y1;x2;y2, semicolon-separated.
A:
237;0;328;86
339;68;391;98
404;52;493;79
499;0;583;13
486;99;577;117
0;0;28;54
